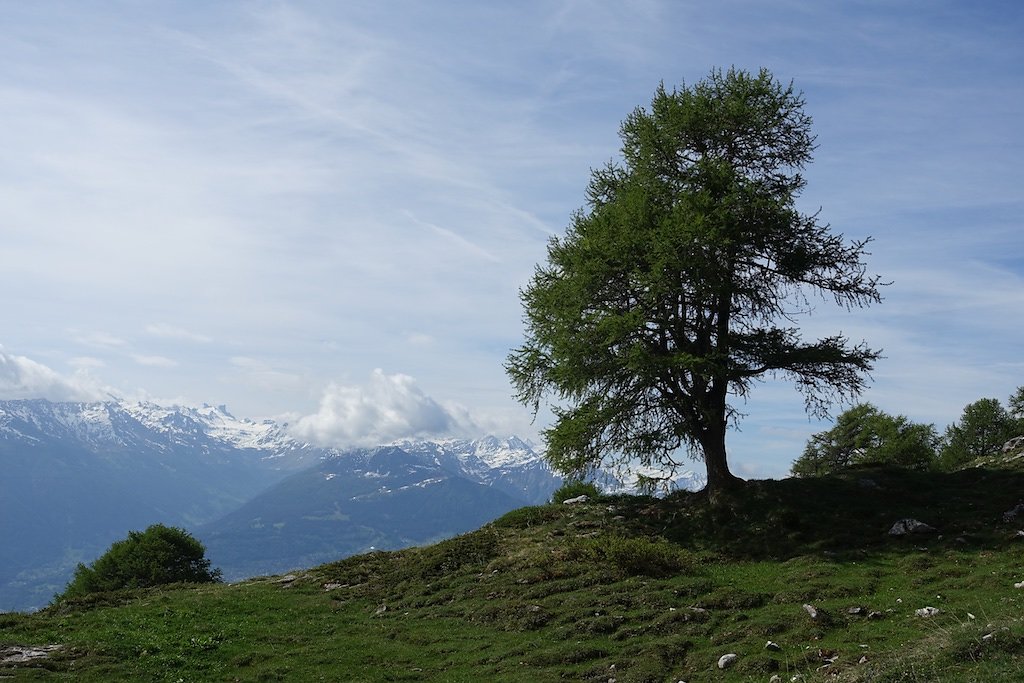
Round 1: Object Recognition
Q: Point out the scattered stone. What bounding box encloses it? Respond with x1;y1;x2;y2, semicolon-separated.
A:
847;606;866;616
888;518;937;536
765;640;781;651
803;603;819;620
1014;581;1024;589
717;653;739;669
374;604;387;616
1003;435;1024;453
0;645;63;664
859;655;869;665
867;611;884;620
769;676;782;683
563;494;589;505
1002;503;1024;523
983;633;995;642
968;612;976;620
322;582;344;591
915;606;941;618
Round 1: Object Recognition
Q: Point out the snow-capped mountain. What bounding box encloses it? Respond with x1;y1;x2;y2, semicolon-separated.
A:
0;398;317;612
0;397;704;612
387;435;559;505
0;398;312;464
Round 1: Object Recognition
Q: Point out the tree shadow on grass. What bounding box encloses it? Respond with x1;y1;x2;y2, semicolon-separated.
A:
609;465;1024;562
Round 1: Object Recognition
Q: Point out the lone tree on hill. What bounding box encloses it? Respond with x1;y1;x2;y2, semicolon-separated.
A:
507;68;882;494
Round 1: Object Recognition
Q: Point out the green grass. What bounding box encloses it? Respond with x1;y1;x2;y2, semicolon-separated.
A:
3;465;1024;681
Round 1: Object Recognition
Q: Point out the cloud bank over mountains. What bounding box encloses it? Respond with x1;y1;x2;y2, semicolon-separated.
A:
289;368;478;448
0;348;106;403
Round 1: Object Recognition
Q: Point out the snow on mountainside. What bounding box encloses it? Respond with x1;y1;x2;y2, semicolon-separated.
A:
386;435;557;505
0;398;704;496
120;401;307;455
0;398;312;465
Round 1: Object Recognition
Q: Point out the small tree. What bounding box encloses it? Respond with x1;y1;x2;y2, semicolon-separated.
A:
1008;386;1024;422
940;397;1019;470
507;68;882;494
791;403;938;477
57;524;221;601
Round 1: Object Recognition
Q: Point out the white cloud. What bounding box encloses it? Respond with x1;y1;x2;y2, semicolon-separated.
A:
290;369;478;448
72;331;128;349
131;354;178;368
0;348;106;402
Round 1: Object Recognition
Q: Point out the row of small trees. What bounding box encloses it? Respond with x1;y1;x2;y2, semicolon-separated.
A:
790;387;1024;477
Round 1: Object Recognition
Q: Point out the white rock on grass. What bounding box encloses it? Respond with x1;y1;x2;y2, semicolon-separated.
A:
717;653;739;669
915;606;941;618
562;495;589;505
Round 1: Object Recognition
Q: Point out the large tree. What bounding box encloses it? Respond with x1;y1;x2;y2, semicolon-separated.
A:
507;68;882;494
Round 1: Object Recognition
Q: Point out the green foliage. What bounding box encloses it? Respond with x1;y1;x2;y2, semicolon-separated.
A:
1009;385;1024;421
492;504;562;529
506;67;881;491
550;479;602;503
940;395;1021;470
56;524;221;601
791;403;939;476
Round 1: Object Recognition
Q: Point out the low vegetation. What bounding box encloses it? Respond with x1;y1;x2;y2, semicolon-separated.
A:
55;524;221;602
4;462;1024;681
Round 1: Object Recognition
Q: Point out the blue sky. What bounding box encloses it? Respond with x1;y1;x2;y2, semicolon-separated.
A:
1;1;1021;478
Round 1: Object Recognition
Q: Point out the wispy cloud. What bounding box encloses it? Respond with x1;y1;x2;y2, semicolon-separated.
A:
145;324;212;344
0;2;1020;477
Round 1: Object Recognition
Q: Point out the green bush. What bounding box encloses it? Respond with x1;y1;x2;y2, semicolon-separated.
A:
57;524;221;601
551;479;602;503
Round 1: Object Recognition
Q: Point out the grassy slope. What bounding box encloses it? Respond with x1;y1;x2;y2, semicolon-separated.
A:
3;464;1024;682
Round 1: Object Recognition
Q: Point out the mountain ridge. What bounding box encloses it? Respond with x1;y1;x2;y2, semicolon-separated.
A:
0;397;702;612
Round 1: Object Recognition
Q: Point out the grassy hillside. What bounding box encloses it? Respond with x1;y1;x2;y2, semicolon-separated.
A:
3;465;1024;682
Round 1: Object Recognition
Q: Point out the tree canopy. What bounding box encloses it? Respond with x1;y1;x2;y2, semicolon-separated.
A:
57;524;221;601
790;403;938;477
940;393;1023;470
507;68;882;493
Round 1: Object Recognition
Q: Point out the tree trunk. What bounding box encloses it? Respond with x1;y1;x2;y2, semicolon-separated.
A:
701;429;743;495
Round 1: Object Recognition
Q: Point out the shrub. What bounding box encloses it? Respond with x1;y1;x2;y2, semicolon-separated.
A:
570;535;694;577
551;479;602;504
57;524;221;601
